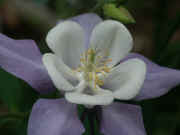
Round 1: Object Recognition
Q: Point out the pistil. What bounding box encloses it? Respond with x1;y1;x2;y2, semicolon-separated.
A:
75;48;112;91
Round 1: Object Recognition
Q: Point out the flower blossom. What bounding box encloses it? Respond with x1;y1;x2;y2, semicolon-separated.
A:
43;19;146;106
0;13;180;135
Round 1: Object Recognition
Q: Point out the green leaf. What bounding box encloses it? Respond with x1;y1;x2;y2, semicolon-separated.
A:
0;68;38;112
103;4;135;24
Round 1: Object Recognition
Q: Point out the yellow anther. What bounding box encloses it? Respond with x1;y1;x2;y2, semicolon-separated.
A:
106;58;112;63
95;68;101;73
102;66;111;73
97;55;102;58
95;74;104;86
74;47;113;89
103;59;112;65
97;80;104;86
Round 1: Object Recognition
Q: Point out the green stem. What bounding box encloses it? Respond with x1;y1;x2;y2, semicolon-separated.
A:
89;116;95;135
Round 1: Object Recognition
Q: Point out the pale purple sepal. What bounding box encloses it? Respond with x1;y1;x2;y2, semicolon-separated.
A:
101;102;146;135
125;53;180;100
28;98;84;135
70;13;102;48
0;33;55;93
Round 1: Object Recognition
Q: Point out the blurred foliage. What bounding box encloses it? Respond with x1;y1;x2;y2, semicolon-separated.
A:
103;4;135;23
0;69;38;112
0;0;180;135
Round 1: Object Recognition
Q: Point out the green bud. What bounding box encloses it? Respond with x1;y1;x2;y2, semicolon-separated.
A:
103;3;135;24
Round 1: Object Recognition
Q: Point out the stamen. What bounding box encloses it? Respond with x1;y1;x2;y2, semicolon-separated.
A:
88;72;93;81
75;48;112;90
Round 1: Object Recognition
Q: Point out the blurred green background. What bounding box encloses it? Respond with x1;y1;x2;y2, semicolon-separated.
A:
0;0;180;135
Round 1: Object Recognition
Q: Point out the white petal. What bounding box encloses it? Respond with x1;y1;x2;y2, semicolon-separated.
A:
46;21;85;68
103;58;146;100
65;88;114;106
42;53;76;91
90;20;133;67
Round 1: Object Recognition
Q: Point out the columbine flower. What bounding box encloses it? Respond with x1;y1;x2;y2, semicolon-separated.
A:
0;13;180;135
42;19;146;106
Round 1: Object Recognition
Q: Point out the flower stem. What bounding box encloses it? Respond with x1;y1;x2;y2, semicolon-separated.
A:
89;114;95;135
84;106;102;135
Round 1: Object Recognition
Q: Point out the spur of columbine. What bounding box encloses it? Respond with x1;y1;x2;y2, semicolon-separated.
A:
42;20;146;106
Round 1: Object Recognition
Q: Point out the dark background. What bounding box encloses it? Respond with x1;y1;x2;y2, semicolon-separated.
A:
0;0;180;135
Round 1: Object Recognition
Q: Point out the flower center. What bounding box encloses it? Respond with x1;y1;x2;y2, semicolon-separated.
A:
75;48;112;91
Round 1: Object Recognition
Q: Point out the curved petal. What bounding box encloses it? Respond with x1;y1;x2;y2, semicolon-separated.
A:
65;88;114;106
103;58;146;100
101;102;146;135
0;33;55;93
42;53;75;91
46;21;85;69
70;13;102;48
90;20;133;67
124;53;180;100
28;98;84;135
